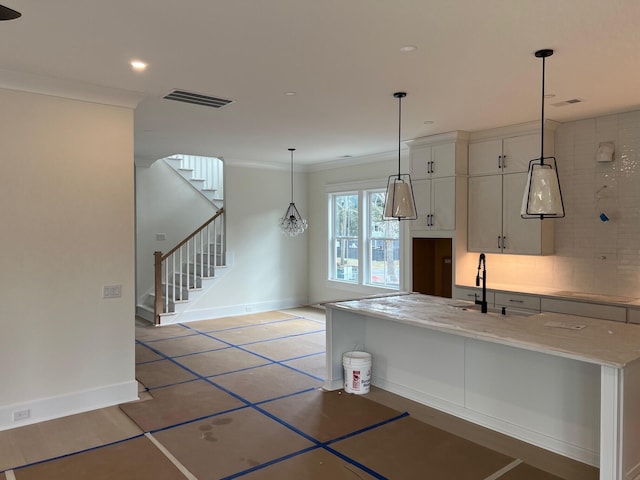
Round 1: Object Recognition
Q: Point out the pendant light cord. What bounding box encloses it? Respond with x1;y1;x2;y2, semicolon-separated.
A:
289;148;295;203
540;55;546;164
397;95;402;177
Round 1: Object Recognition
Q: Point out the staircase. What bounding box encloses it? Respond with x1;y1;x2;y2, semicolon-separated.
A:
164;154;224;208
137;154;227;325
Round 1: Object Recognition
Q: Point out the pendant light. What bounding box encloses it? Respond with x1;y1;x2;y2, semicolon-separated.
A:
279;148;308;236
521;49;565;219
383;92;418;220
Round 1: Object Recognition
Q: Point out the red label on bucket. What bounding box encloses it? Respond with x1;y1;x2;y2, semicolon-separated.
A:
352;370;360;390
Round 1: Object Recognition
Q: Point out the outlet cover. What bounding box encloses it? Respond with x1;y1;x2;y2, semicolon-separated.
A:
103;284;122;299
13;409;30;421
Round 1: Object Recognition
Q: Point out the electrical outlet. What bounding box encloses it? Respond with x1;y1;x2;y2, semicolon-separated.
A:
103;284;122;299
13;409;30;421
156;233;166;241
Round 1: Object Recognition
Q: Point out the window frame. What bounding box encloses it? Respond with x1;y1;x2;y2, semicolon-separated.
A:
327;181;403;291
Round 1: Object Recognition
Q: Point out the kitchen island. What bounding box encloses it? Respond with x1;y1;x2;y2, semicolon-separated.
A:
324;293;640;480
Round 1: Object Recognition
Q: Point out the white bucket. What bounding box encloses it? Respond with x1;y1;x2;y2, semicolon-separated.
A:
343;351;372;394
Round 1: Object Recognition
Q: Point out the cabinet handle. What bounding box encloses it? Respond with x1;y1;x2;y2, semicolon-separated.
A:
430;161;434;174
508;299;524;303
502;154;506;168
502;236;507;249
497;236;501;248
498;155;502;169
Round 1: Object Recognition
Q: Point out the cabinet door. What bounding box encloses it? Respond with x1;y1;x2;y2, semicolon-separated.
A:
410;179;432;230
410;145;431;179
431;176;455;230
502;134;540;173
502;172;541;254
431;143;456;178
469;139;502;176
468;175;502;253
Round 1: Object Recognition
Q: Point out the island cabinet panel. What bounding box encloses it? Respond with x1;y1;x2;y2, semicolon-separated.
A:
465;339;600;460
365;315;466;406
326;309;466;406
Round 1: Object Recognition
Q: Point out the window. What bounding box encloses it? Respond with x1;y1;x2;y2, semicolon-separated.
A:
329;188;400;289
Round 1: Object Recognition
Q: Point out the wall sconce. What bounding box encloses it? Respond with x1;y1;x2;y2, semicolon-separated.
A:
596;142;615;163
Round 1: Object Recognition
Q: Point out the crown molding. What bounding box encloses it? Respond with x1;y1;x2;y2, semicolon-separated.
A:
0;68;145;108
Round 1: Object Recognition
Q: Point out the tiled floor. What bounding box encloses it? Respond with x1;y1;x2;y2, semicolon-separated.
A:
0;307;599;479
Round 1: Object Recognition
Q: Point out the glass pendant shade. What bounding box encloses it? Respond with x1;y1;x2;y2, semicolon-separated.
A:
383;91;418;221
521;158;565;218
383;175;418;220
521;49;565;220
279;148;308;236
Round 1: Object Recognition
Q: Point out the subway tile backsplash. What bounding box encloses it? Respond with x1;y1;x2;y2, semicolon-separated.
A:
549;110;640;297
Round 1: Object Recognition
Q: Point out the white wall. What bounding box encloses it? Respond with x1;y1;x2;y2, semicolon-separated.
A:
456;110;640;298
307;153;410;304
137;162;311;320
135;160;216;303
0;88;137;430
187;164;310;315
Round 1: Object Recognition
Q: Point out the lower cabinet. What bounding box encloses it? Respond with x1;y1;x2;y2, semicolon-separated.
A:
540;298;627;322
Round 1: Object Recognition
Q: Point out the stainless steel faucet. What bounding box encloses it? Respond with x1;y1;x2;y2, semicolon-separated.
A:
475;253;488;313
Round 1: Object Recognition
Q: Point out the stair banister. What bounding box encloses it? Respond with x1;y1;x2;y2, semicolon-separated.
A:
153;208;225;325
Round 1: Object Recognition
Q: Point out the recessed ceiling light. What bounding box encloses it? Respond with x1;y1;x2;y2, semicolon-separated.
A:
423;120;434;125
284;91;297;96
400;45;417;53
130;60;148;72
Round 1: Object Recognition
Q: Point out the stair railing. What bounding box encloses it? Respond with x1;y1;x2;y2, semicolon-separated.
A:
153;208;225;325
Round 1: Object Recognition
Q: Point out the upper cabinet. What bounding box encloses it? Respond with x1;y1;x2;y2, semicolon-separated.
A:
411;142;458;179
408;132;468;234
468;134;540;176
467;122;557;255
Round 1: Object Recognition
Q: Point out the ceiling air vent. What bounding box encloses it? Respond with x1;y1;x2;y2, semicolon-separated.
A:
163;89;233;108
552;98;583;107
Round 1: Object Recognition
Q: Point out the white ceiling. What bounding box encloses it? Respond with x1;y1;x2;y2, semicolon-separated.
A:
2;0;640;167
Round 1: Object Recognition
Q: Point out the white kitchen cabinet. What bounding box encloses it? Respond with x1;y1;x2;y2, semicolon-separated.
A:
411;177;455;231
410;142;457;179
541;298;627;322
467;175;502;253
468;172;553;254
408;132;468;235
494;292;540;313
468;133;540;176
453;286;495;305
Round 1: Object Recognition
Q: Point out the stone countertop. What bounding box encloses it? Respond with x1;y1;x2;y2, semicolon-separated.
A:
326;293;640;368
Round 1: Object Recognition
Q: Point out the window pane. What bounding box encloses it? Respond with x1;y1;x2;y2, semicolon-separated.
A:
369;191;398;238
331;193;359;282
369;238;399;286
334;194;358;237
335;238;359;282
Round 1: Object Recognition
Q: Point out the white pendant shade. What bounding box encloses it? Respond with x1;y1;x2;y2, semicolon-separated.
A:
383;178;417;220
521;49;565;220
521;161;564;218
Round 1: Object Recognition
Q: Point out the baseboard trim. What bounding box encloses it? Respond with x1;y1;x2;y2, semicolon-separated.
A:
0;380;138;432
158;298;308;325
